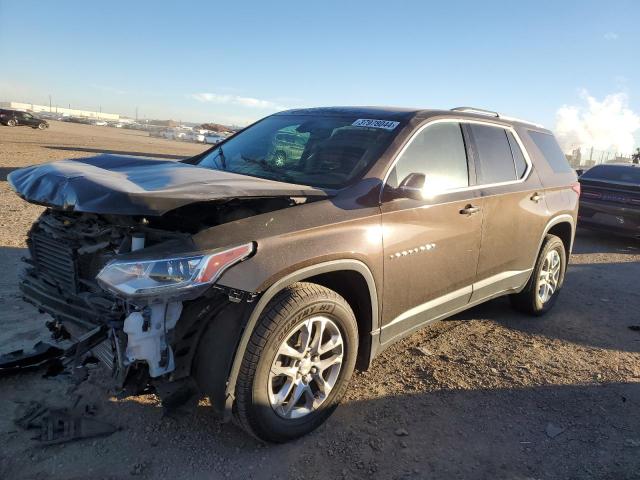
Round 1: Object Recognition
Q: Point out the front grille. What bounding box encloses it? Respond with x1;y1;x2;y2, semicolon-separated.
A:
31;231;77;293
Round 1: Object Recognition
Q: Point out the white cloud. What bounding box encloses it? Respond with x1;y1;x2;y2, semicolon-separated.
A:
554;90;640;154
603;32;619;40
188;92;286;110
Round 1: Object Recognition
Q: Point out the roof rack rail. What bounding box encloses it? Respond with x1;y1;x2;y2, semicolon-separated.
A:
450;107;546;128
498;115;546;129
451;106;499;117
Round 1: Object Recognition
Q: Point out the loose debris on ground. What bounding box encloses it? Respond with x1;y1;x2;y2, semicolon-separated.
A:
15;400;118;445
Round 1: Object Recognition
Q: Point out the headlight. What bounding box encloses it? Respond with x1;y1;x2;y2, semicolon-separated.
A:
97;243;254;298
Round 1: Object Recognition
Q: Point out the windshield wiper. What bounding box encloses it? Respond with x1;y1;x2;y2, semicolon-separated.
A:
217;146;227;170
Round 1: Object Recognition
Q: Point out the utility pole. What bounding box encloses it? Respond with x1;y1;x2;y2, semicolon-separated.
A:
49;94;52;112
135;106;138;122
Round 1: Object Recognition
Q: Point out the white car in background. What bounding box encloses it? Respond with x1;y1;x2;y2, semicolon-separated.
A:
204;133;225;144
180;131;205;143
160;128;188;141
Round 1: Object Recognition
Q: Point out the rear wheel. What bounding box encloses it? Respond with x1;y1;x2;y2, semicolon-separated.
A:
510;234;566;315
7;119;16;127
234;282;358;442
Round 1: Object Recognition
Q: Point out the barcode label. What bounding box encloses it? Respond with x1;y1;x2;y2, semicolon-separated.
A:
352;119;400;130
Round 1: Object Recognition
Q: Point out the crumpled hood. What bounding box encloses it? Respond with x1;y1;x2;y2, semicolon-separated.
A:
8;154;332;216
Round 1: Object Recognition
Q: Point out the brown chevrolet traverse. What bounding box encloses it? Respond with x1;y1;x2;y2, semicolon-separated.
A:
8;106;579;441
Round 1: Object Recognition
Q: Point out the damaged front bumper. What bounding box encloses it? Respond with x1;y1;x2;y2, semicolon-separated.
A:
15;208;258;414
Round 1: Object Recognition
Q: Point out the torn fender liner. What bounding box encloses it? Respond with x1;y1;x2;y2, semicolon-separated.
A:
8;154;333;216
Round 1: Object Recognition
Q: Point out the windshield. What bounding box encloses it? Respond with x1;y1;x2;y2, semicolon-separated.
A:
197;114;401;188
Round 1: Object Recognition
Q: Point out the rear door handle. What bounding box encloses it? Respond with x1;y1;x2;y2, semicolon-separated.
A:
530;192;544;203
459;204;481;215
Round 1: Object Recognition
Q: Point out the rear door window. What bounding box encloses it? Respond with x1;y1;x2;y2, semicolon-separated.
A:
469;124;517;184
528;131;573;173
389;122;469;191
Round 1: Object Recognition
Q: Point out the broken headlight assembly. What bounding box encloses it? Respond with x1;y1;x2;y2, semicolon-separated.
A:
96;242;254;298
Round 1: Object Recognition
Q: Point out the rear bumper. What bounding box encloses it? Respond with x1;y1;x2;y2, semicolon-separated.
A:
578;200;640;237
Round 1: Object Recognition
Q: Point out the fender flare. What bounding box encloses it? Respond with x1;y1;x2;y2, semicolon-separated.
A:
539;214;575;254
222;259;379;419
519;213;575;290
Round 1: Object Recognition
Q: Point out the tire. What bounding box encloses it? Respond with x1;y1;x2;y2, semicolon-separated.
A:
510;234;567;316
234;282;358;442
7;119;16;127
38;123;47;130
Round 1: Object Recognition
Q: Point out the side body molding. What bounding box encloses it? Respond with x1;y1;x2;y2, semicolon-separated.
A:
222;259;379;419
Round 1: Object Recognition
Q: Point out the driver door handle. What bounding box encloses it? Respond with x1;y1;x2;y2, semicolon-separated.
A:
459;204;481;216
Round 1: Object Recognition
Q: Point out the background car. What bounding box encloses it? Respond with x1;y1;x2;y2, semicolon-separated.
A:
578;163;640;237
204;132;225;144
269;130;307;166
0;109;49;129
184;131;205;142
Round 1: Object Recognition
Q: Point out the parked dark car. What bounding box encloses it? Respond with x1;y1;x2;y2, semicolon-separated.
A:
62;116;92;125
8;106;579;442
578;163;640;238
0;109;49;129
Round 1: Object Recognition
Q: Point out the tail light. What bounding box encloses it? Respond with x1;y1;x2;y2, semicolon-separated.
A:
571;182;581;196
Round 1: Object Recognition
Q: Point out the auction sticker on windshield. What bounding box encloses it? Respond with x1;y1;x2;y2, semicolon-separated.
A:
352;119;400;130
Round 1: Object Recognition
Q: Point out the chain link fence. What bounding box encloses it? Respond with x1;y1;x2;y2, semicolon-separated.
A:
566;147;639;171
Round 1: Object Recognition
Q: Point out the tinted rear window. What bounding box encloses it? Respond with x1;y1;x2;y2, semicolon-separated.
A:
581;165;640;184
528;131;573;173
469;124;516;184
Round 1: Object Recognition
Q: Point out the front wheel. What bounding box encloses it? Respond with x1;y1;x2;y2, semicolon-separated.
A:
510;234;567;315
234;282;358;442
7;119;16;127
38;122;47;130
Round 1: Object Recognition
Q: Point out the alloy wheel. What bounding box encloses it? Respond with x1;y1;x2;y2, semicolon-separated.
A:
537;249;561;304
268;316;344;419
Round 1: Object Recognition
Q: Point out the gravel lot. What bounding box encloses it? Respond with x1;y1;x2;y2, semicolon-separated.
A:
1;122;639;480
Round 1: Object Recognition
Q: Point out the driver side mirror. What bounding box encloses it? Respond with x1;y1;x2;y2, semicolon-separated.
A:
396;173;426;200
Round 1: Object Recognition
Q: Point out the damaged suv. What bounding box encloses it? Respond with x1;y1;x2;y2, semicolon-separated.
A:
9;106;579;442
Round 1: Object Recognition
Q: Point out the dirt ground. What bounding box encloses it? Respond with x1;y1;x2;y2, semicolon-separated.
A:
0;122;639;480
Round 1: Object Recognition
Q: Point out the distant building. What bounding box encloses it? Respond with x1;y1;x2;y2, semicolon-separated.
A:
146;119;180;127
0;101;120;121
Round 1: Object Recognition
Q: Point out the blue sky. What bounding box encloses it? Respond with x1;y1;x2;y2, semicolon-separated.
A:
1;0;639;147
